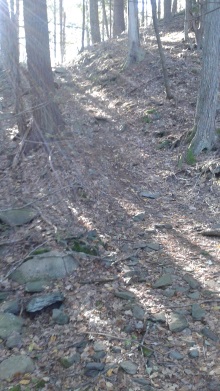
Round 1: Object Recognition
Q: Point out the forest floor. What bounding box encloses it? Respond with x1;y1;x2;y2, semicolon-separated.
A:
0;13;220;391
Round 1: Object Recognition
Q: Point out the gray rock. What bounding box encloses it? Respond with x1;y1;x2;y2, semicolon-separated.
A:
123;270;148;283
188;347;199;358
120;360;138;375
201;327;219;341
133;377;151;386
115;290;136;300
155;223;173;229
163;288;175;297
132;305;145;320
175;286;189;294
153;274;172;288
25;280;48;292
0;355;34;380
112;347;121;353
169;312;188;332
60;353;81;368
91;351;106;361
6;332;22;349
140;192;160;199
169;350;184;360
183;273;200;289
187;291;200;300
192;304;206;321
94;341;106;351
0;207;37;226
1;299;20;315
0;292;11;302
84;362;104;377
133;213;145;221
0;313;24;339
26;292;64;312
149;312;166;323
52;309;69;325
10;250;79;284
145;242;161;251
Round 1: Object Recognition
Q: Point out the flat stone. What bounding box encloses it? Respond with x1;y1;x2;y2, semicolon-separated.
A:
163;288;175;297
169;350;184;360
153;274;172;289
183;273;200;289
114;290;136;300
26;292;64;312
192;304;206;321
60;353;81;368
187;291;200;300
145;242;161;251
6;332;22;349
1;299;20;315
84;362;104;377
149;311;166;323
188;347;199;358
120;360;138;375
91;351;106;361
0;313;24;339
112;347;121;353
201;327;219;341
169;312;188;332
52;309;69;325
0;207;37;226
0;355;34;380
140;191;160;199
133;213;145;221
0;292;11;302
155;223;173;229
94;341;106;352
25;280;48;292
10;250;79;284
132;305;145;320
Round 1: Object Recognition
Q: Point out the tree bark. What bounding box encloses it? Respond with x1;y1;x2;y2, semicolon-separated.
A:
23;0;64;152
102;0;109;39
126;0;145;66
150;0;173;99
113;0;125;37
89;0;101;44
190;0;220;155
164;0;172;24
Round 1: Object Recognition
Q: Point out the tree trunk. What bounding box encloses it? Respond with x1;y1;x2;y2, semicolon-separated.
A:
113;0;125;37
89;0;101;44
150;0;173;99
189;0;220;155
141;0;145;26
172;0;177;15
109;0;112;38
54;0;57;60
81;0;86;51
126;0;145;66
102;0;109;39
164;0;172;24
23;0;64;152
157;0;161;19
184;0;190;41
191;0;205;49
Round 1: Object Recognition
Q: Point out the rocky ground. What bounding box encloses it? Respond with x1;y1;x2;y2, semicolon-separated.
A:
0;14;220;391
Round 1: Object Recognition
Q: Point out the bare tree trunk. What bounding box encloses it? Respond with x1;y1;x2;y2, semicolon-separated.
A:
109;0;112;38
126;0;145;66
151;0;173;99
23;0;64;153
157;0;161;20
164;0;172;24
86;0;90;46
54;0;57;60
141;0;145;25
191;0;205;49
81;0;86;51
113;0;125;37
172;0;177;15
189;0;220;155
89;0;101;44
184;0;190;41
102;0;109;39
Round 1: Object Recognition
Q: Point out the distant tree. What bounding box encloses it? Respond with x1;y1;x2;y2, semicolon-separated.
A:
191;0;205;49
164;0;172;24
59;0;66;62
189;0;220;155
101;0;109;40
172;0;177;15
150;0;173;99
126;0;145;66
81;0;86;51
158;0;161;19
89;0;101;43
53;0;57;60
0;0;10;68
184;0;191;41
23;0;64;152
113;0;125;37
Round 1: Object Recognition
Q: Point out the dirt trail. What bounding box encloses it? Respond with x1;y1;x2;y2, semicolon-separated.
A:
0;16;220;391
